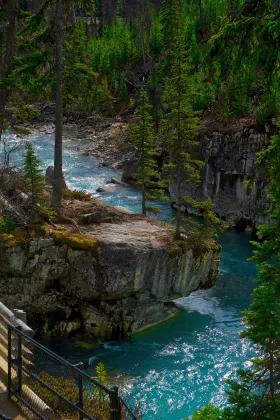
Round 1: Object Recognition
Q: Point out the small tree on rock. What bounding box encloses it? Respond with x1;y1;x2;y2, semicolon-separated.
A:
132;88;166;215
161;3;203;239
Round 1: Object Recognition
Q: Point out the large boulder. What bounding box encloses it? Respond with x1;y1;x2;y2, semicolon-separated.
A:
45;166;67;189
0;208;220;341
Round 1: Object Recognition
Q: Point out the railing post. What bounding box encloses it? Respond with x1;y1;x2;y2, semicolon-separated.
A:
75;362;84;420
7;325;12;400
110;386;121;420
17;327;22;398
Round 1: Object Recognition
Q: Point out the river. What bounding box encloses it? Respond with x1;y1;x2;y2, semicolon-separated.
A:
6;132;257;419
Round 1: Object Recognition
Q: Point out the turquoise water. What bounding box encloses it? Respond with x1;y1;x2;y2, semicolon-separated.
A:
5;133;258;419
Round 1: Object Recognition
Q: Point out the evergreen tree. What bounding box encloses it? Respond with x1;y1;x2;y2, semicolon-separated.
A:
224;131;280;419
160;0;203;240
0;0;17;137
24;143;45;207
132;89;166;215
190;403;222;420
51;0;64;212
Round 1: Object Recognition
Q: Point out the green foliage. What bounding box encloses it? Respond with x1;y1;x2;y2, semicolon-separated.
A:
14;104;40;124
160;2;202;239
132;89;166;215
29;372;110;419
94;362;110;403
224;130;280;418
206;0;280;118
24;143;45;207
190;403;223;420
0;216;14;233
63;188;93;201
179;198;227;242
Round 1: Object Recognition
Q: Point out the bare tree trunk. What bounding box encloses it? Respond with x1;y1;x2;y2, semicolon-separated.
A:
70;0;76;24
175;186;181;240
102;0;105;36
0;0;17;137
51;0;63;212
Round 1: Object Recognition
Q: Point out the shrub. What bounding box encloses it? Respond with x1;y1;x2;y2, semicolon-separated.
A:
63;188;93;202
0;216;14;232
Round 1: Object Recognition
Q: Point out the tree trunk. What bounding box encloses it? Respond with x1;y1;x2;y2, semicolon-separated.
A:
175;186;181;240
51;0;63;212
0;0;17;137
269;338;274;397
142;178;146;216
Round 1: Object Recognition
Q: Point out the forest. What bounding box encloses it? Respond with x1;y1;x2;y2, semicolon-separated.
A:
1;0;280;419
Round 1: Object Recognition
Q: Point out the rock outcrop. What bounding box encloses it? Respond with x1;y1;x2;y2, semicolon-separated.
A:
170;121;277;230
0;202;220;341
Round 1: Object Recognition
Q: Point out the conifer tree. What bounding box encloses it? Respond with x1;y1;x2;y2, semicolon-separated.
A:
132;89;166;215
51;0;64;212
161;0;203;240
225;132;280;419
24;143;45;207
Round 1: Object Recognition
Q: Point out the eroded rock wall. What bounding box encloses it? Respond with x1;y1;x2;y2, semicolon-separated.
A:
171;122;276;230
0;229;220;341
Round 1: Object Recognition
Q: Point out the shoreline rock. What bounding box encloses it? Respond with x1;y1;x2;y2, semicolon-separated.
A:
0;201;221;341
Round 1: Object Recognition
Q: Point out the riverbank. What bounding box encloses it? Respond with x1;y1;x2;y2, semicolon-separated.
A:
28;103;135;171
26;102;273;232
1;129;258;419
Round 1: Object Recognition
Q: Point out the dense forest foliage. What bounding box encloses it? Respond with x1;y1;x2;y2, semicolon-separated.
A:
1;0;280;122
1;1;280;419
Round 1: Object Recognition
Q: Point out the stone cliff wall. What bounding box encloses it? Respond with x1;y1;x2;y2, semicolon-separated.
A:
170;122;277;230
0;214;220;341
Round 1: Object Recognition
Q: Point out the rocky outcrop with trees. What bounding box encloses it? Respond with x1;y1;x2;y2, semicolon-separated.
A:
0;199;220;340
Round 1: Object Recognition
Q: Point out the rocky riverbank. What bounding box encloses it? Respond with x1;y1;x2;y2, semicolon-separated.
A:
0;200;220;341
29;103;274;230
29;102;135;170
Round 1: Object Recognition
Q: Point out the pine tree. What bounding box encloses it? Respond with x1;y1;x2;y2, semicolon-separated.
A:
24;143;45;207
160;0;203;240
51;0;64;212
132;89;166;215
225;132;280;419
0;0;17;137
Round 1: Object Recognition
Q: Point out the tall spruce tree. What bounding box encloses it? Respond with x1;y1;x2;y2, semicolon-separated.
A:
51;0;64;212
161;0;203;240
224;132;280;419
132;89;166;215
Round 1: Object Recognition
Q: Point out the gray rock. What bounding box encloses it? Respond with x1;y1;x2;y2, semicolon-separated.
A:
45;166;67;189
170;123;275;229
0;217;220;341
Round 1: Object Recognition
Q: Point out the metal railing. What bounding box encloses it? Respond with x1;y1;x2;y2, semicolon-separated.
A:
7;325;138;420
0;411;11;420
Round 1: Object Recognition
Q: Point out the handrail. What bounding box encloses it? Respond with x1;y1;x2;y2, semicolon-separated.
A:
120;397;138;420
7;324;138;420
0;411;11;420
0;303;33;337
10;326;112;394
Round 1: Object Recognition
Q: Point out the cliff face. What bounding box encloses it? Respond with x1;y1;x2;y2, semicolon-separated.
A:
0;205;220;341
170;122;276;230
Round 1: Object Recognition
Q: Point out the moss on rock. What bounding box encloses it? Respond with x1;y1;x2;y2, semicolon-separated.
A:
0;228;27;248
52;230;99;251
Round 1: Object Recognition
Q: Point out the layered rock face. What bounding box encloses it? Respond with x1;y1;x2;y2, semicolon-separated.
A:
0;207;220;340
171;122;276;230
